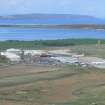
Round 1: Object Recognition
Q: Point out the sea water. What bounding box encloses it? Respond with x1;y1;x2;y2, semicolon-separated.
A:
0;27;105;40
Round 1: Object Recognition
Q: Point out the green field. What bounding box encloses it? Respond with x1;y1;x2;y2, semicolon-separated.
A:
0;39;105;50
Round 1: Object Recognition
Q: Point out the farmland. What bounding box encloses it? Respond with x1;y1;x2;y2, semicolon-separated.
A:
0;43;105;105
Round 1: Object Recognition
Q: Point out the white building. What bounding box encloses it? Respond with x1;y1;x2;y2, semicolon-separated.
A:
79;57;105;69
24;50;47;56
1;52;21;62
51;56;78;64
48;49;71;55
6;48;22;55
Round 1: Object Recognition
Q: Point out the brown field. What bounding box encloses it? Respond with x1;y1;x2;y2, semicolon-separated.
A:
0;63;105;105
0;64;60;78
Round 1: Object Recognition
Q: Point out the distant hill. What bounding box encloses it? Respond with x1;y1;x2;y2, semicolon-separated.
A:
0;14;105;24
0;14;96;19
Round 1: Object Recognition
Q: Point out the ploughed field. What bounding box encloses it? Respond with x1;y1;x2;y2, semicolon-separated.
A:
0;45;105;105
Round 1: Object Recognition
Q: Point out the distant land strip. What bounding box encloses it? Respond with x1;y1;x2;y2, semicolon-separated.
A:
0;39;105;50
0;24;105;30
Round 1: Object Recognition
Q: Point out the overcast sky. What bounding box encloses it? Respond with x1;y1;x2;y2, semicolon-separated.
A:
0;0;105;18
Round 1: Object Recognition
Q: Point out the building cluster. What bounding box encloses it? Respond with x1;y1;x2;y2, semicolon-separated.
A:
0;48;105;69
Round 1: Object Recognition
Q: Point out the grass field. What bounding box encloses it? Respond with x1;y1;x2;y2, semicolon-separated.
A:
0;44;105;105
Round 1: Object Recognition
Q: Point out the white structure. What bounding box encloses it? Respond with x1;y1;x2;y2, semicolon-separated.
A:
24;50;47;56
72;54;85;58
1;52;21;62
6;48;22;55
51;57;78;64
48;49;71;55
79;57;105;69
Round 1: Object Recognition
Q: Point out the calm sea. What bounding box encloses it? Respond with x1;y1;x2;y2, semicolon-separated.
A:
0;18;105;40
0;28;105;40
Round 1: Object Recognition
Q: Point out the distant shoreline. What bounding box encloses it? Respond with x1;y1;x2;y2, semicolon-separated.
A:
0;24;105;30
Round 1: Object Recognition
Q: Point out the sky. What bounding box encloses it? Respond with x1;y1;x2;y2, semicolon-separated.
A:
0;0;105;18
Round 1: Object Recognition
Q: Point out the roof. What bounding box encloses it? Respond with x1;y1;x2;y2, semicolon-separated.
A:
6;48;21;52
79;57;105;64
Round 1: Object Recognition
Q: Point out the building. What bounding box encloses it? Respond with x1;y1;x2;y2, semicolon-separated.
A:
1;52;21;62
79;57;105;69
6;48;22;55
